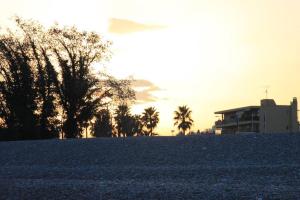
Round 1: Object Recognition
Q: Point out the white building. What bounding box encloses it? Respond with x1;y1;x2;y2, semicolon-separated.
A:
215;98;299;134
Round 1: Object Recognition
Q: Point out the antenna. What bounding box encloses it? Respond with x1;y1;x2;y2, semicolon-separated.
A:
262;85;270;99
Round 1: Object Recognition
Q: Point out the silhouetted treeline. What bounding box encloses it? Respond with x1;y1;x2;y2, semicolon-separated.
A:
91;105;160;137
0;17;134;140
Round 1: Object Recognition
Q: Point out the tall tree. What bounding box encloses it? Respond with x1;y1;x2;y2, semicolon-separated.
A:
16;18;60;138
0;28;39;139
174;105;194;135
0;18;63;139
141;107;159;136
48;25;112;138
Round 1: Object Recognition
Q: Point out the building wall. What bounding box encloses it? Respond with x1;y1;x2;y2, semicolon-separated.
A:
290;98;298;132
259;98;298;133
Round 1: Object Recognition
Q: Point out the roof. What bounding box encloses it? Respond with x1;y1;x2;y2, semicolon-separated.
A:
215;106;260;114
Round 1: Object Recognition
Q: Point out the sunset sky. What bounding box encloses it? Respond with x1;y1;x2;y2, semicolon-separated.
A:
1;0;299;135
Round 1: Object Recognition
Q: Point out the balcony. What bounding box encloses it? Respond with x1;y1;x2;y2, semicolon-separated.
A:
215;117;260;128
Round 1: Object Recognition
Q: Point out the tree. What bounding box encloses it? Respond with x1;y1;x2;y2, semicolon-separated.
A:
48;25;135;138
0;18;61;139
174;105;194;136
114;104;143;137
92;109;113;137
132;114;143;136
141;107;159;136
0;18;64;139
0;17;135;140
0;33;38;139
47;26;111;138
16;18;60;138
114;104;130;137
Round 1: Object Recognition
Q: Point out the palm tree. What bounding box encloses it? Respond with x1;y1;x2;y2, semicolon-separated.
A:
132;114;143;136
141;107;159;136
114;104;131;137
174;105;194;135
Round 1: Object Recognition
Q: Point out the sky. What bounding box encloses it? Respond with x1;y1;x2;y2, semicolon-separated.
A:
0;0;299;135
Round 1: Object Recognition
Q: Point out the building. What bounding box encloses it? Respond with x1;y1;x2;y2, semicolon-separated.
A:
215;98;299;134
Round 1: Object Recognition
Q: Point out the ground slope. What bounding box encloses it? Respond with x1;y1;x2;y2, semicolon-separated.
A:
0;133;300;199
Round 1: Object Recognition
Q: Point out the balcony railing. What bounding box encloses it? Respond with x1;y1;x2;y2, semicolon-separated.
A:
215;116;260;127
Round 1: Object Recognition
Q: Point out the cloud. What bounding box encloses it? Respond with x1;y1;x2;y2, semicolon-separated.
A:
132;79;161;104
109;18;165;34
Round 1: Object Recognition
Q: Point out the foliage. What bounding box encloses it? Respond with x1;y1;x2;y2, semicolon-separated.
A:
141;107;159;136
132;114;143;136
114;104;130;137
92;109;113;137
48;25;135;138
0;17;135;140
0;17;60;139
47;25;109;138
174;105;194;135
114;104;143;137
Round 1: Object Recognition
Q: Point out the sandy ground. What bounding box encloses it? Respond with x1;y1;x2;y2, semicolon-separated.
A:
0;133;300;199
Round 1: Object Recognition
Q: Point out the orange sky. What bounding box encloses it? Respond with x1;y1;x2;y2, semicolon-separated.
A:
1;0;299;135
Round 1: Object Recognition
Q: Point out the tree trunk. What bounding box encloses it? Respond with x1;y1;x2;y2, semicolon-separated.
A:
86;126;88;139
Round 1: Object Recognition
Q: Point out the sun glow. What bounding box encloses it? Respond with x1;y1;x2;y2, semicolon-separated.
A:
107;15;257;134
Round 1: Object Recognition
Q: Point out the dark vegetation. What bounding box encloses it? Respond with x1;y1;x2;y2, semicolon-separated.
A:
92;104;159;137
174;105;194;135
0;18;164;140
0;17;143;140
0;18;194;141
